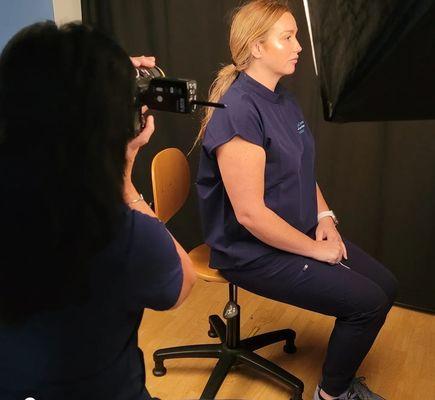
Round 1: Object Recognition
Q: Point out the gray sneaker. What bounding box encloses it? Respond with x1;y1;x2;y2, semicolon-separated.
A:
313;377;386;400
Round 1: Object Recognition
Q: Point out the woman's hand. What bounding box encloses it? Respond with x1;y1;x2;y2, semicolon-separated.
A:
124;108;154;186
130;55;156;69
315;217;348;260
123;56;157;199
127;106;155;154
313;240;344;265
125;54;157;163
126;108;154;158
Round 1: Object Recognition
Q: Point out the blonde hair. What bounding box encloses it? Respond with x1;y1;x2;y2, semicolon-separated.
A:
193;0;290;148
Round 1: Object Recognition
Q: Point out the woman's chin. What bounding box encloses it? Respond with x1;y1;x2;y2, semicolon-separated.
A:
283;66;296;76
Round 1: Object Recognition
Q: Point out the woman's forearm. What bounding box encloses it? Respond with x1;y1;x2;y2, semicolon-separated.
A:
238;205;316;258
123;177;156;218
123;176;196;307
316;183;330;213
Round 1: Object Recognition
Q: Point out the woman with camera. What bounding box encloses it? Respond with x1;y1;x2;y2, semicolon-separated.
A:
0;21;195;400
196;1;397;399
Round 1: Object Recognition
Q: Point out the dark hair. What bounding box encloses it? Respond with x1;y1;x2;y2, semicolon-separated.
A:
0;21;136;323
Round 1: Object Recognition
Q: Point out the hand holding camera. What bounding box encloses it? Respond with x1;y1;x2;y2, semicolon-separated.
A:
130;55;156;69
131;55;226;135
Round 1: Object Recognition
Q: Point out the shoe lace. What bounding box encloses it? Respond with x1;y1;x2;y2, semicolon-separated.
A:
347;377;385;400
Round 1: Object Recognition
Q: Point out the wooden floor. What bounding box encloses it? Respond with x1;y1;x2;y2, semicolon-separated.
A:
139;279;435;400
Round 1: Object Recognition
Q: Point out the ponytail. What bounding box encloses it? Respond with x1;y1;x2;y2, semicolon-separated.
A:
192;64;239;151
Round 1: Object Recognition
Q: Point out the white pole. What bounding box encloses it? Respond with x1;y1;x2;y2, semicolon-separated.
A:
302;0;318;76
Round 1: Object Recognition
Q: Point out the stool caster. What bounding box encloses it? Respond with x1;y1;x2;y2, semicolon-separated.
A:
284;342;297;354
152;360;167;377
208;328;218;338
292;388;303;400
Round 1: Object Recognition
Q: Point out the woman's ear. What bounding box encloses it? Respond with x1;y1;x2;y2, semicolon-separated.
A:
251;40;263;59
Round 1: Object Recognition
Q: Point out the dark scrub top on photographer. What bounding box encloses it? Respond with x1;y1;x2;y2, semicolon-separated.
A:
196;71;317;269
0;207;182;400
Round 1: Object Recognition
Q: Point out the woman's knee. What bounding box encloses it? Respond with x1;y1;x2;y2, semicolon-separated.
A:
344;281;391;321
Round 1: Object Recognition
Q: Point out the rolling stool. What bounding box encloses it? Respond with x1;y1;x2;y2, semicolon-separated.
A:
150;148;304;400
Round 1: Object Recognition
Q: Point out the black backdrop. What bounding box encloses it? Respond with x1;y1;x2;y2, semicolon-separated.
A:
307;0;435;121
81;0;435;313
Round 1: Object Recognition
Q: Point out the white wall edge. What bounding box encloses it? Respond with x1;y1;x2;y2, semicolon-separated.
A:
52;0;82;25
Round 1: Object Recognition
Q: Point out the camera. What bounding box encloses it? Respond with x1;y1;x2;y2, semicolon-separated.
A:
133;66;225;134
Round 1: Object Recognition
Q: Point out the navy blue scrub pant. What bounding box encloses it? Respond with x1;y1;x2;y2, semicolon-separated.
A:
220;239;398;396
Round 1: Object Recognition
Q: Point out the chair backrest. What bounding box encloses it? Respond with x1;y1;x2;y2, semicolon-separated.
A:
151;147;190;223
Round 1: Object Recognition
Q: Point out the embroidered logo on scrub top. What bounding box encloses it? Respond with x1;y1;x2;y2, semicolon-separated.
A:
297;120;305;134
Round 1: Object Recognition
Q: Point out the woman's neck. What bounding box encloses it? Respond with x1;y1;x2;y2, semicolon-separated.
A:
244;64;281;92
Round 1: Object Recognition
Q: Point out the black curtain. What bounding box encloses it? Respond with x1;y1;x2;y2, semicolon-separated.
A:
82;0;435;313
307;0;435;121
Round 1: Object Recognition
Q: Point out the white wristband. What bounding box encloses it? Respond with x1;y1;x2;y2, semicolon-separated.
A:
317;210;338;224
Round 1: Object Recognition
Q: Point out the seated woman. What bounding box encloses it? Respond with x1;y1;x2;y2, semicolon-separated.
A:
196;1;398;399
0;22;196;400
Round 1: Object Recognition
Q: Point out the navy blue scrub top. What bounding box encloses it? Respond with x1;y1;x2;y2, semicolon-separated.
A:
196;71;318;269
0;207;183;400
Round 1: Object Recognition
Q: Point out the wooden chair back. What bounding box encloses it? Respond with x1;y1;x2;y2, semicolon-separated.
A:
151;147;190;223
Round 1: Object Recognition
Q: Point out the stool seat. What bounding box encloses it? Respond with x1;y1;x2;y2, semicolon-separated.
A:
188;244;227;283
